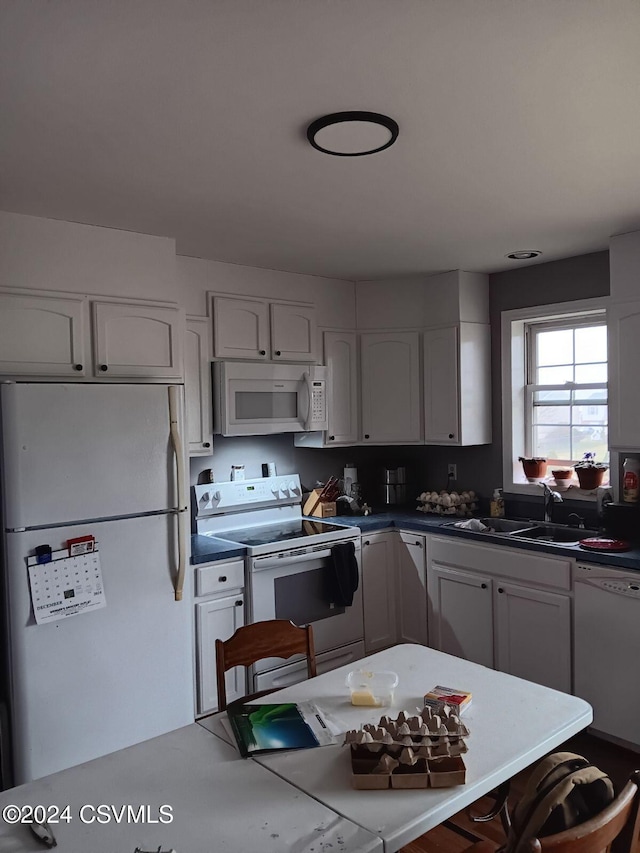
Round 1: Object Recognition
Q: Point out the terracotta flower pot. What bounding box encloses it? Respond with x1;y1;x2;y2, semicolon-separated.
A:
574;466;607;491
519;457;547;480
552;469;572;480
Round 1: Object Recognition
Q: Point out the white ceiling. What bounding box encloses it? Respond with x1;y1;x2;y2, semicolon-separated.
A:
1;0;639;281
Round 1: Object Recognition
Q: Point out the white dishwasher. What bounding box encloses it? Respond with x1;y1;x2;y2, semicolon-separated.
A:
573;562;640;749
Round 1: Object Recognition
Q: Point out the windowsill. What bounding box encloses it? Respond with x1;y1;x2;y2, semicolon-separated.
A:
507;481;606;501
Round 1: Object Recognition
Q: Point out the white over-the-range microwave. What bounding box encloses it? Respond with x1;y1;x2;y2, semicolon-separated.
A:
213;361;328;436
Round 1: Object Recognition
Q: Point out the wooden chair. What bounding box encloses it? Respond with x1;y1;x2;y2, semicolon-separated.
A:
215;619;317;712
462;770;640;853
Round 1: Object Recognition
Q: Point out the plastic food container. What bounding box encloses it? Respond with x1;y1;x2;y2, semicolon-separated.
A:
346;669;399;707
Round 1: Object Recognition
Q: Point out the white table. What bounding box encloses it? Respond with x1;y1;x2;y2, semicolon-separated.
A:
201;644;593;853
0;723;382;852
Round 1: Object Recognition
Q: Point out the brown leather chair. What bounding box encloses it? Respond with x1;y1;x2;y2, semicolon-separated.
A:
215;619;317;712
462;770;640;853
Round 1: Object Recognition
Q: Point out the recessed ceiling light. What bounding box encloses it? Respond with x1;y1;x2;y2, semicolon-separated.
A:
307;111;399;156
505;250;542;260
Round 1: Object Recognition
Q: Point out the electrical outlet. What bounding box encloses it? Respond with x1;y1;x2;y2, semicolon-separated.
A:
447;464;457;479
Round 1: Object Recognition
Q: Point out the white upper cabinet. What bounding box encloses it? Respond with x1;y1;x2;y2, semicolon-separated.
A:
0;289;88;376
324;330;358;445
270;302;317;362
92;301;184;379
360;331;422;444
608;300;640;450
423;323;491;445
212;295;316;362
185;316;213;455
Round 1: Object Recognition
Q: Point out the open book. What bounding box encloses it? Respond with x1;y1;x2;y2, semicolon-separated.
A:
226;701;336;757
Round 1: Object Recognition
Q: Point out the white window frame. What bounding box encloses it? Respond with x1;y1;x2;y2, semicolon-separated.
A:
501;297;609;499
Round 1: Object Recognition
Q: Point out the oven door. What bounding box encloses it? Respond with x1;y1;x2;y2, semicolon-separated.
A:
249;540;363;674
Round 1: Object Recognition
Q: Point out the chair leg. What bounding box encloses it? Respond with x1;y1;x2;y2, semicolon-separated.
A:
467;780;512;835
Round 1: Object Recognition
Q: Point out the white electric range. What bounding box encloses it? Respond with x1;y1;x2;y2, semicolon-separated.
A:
193;475;365;690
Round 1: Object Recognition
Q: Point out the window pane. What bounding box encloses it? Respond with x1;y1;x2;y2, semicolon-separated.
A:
538;365;574;384
575;363;607;383
537;329;573;366
574;388;607;402
534;425;570;459
574;405;607;425
534;389;571;403
572;427;609;464
533;405;570;425
575;326;607;363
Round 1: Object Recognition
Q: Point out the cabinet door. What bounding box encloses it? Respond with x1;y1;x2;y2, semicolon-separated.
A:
324;330;358;445
196;593;245;715
609;301;640;449
0;291;88;376
396;532;428;645
92;301;184;379
424;326;459;443
362;533;397;653
212;296;269;360
270;302;317;362
428;563;494;667
185;317;213;455
495;582;571;692
360;332;422;444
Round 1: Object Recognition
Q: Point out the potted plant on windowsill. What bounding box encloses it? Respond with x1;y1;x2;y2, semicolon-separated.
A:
573;453;608;491
519;457;547;481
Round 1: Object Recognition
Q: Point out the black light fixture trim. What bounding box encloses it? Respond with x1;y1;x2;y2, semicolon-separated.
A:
306;111;399;156
505;250;542;260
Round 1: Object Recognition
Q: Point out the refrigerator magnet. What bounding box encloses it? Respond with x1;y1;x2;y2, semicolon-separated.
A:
67;535;95;556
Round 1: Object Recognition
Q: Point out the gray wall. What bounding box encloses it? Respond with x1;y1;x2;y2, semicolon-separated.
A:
194;251;610;514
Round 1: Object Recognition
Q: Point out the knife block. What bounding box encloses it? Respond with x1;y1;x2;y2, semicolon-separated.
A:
303;489;337;518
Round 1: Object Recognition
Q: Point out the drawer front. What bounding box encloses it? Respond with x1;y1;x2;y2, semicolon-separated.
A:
196;559;244;597
430;536;571;590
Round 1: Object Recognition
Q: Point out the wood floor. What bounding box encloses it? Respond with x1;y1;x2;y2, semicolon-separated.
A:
399;732;640;853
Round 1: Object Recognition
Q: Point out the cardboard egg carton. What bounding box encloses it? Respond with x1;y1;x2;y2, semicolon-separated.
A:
344;706;468;789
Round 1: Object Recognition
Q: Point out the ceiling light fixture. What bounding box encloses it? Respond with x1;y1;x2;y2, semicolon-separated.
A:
505;250;542;260
307;111;399;156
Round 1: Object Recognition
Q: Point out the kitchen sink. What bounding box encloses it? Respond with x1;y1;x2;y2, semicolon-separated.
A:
476;517;538;534
509;524;599;544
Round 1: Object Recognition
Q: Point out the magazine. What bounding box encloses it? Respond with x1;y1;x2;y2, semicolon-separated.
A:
226;701;336;757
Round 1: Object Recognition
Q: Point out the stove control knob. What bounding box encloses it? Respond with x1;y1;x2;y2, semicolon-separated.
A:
201;492;210;503
280;481;290;496
288;480;299;494
211;491;221;503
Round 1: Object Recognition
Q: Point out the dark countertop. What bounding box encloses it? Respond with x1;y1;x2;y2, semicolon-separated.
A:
191;510;640;572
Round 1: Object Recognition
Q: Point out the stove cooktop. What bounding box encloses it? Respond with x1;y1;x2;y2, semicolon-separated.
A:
213;519;350;548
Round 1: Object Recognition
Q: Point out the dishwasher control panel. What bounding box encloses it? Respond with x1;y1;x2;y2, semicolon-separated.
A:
574;563;640;597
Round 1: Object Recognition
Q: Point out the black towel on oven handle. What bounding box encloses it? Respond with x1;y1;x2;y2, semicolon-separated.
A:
328;541;359;607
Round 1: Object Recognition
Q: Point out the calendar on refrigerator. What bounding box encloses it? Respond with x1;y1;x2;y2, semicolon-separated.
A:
27;548;106;625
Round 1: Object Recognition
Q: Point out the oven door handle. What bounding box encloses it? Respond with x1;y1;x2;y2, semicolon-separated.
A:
253;548;334;570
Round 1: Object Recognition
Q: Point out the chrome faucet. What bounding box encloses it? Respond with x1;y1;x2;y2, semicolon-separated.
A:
542;483;563;523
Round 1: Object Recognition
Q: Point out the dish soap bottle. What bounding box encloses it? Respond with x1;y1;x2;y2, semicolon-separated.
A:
490;488;505;518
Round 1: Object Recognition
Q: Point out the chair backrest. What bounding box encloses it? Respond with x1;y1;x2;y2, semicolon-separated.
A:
215;619;317;712
519;771;640;853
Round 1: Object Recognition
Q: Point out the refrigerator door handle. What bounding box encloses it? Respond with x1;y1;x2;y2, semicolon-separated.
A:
169;386;188;602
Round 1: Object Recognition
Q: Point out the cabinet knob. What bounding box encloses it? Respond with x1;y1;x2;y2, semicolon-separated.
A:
481;583;487;589
219;576;227;583
448;433;454;439
329;435;335;441
364;434;370;439
364;540;370;546
274;350;281;356
415;541;421;547
203;442;211;448
235;600;243;607
74;363;83;371
100;364;108;372
259;350;266;356
498;587;504;594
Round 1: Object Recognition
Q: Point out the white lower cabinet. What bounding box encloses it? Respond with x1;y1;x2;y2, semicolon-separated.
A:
396;531;428;645
194;559;245;716
428;563;494;667
362;532;397;653
427;536;572;693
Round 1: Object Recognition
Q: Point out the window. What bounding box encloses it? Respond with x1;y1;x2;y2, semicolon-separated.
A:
501;298;609;495
525;316;608;466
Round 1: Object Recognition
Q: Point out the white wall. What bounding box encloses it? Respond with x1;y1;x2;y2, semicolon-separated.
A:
610;230;640;302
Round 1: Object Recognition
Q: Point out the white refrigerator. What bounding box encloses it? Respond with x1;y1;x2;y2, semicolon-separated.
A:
0;383;193;785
